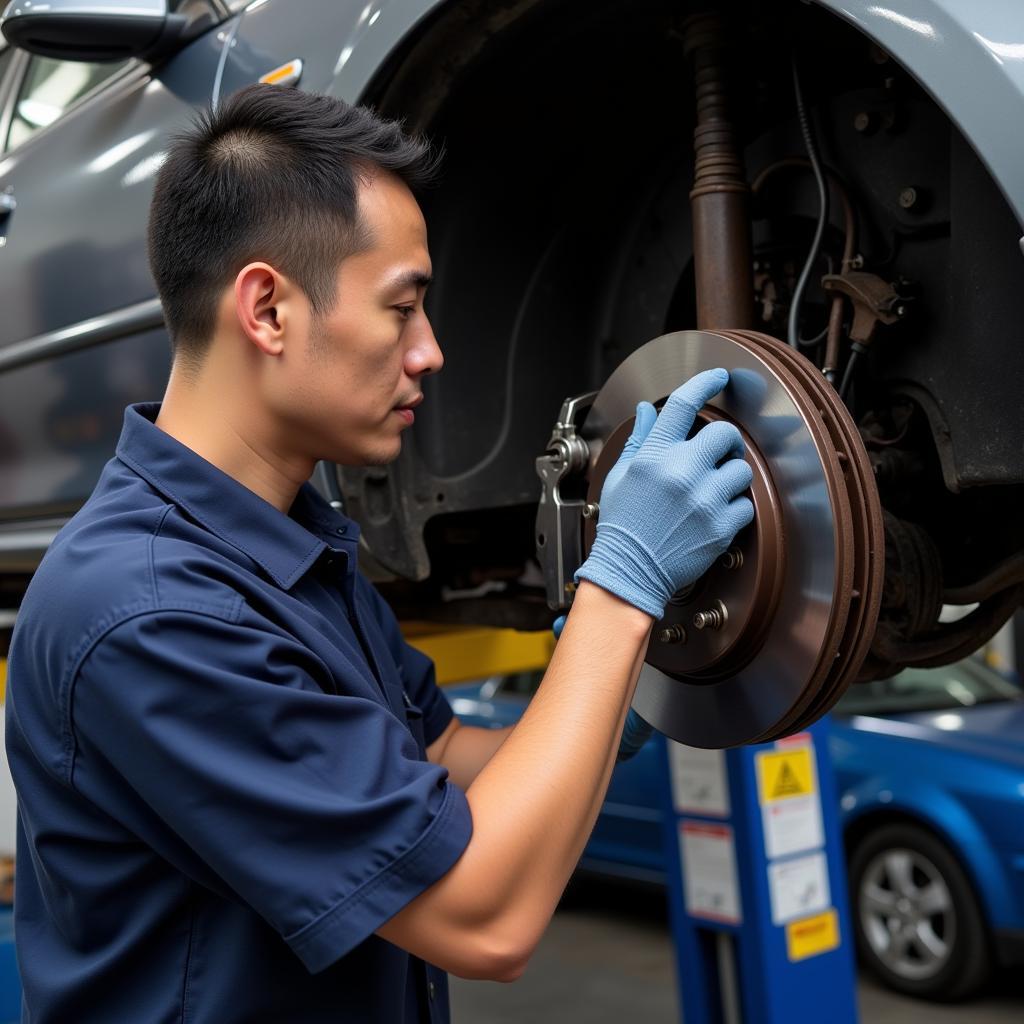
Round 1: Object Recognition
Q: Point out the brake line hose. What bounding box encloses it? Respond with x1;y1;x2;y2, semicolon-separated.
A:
787;57;829;352
752;158;857;376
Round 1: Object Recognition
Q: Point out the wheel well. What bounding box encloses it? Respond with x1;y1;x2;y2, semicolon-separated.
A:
843;807;992;929
345;0;1024;660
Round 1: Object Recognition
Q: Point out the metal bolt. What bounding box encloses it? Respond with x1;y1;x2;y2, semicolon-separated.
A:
657;624;688;645
898;187;918;210
582;502;600;520
853;111;875;134
720;547;744;570
693;600;728;631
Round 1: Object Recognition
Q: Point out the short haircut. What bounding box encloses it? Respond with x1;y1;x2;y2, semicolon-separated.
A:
147;83;438;369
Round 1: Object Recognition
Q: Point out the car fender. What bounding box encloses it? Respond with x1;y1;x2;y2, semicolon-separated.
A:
841;773;1019;930
815;0;1024;233
215;0;446;105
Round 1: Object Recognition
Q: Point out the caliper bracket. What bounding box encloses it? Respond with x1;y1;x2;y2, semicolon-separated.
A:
534;392;596;610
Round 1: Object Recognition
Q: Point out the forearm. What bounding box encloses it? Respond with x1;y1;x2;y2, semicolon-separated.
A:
378;581;652;977
461;586;650;924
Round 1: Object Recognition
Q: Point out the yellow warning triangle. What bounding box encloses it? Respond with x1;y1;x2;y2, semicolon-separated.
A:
772;761;804;798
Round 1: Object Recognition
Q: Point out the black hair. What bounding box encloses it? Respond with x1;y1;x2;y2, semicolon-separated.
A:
147;83;439;369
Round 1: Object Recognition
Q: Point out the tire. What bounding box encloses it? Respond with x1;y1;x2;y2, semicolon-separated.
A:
848;821;992;1000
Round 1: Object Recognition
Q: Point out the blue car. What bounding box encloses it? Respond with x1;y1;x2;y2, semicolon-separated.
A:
447;659;1024;1001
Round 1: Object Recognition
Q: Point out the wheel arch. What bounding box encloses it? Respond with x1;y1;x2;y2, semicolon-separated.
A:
812;0;1024;234
843;797;1013;932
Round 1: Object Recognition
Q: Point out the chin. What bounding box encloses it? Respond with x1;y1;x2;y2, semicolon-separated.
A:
362;453;400;467
360;439;403;467
325;430;402;468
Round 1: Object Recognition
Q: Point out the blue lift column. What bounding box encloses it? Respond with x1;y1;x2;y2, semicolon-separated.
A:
658;717;859;1024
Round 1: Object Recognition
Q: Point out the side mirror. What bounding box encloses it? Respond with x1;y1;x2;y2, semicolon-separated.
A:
0;0;198;63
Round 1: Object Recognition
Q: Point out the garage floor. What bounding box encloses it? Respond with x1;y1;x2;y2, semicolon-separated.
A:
449;876;1022;1023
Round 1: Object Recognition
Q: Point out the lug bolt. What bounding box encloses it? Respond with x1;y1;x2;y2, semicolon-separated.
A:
657;624;688;645
582;502;600;520
720;547;743;570
693;600;728;631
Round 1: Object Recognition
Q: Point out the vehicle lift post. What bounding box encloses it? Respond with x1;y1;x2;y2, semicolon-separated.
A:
656;716;859;1023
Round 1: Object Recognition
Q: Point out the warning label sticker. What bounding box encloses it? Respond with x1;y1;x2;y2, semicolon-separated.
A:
762;794;824;859
768;851;830;925
786;908;840;962
679;821;742;925
668;742;730;817
756;746;816;805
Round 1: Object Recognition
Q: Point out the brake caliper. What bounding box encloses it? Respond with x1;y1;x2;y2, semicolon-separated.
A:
534;392;596;611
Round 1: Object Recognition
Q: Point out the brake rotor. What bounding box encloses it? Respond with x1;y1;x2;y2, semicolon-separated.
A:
582;329;884;748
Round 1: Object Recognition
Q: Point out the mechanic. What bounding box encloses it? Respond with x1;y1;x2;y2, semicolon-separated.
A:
5;84;753;1023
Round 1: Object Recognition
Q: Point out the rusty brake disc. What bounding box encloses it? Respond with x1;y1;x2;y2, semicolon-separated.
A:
582;329;884;748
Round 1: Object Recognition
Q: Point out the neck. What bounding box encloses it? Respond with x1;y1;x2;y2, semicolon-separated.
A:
154;361;313;514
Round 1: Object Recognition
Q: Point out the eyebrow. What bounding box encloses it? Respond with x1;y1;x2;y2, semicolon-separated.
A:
383;269;433;294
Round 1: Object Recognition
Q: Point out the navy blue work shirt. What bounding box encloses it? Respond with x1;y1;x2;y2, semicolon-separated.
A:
6;402;473;1023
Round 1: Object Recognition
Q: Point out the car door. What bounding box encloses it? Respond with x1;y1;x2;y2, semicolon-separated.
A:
0;10;228;522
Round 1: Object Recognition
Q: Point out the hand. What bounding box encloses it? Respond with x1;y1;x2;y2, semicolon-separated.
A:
599;399;658;511
553;615;653;762
575;368;755;619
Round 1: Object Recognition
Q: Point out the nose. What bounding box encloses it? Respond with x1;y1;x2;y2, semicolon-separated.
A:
405;313;444;378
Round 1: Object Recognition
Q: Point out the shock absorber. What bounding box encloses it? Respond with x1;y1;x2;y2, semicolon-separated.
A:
684;13;754;330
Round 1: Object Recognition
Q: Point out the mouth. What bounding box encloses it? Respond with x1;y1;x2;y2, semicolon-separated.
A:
394;394;423;425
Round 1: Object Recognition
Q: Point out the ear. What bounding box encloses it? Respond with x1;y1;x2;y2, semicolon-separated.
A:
234;262;291;357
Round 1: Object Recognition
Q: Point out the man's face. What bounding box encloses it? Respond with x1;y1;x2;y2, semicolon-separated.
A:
278;170;442;467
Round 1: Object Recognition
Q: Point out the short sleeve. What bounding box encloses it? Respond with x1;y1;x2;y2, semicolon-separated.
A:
69;609;473;973
360;577;456;746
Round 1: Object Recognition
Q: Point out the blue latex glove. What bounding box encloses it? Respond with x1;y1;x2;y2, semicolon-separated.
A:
552;615;654;761
575;368;754;619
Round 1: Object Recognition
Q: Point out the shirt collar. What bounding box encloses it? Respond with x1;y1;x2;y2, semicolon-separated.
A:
115;402;360;590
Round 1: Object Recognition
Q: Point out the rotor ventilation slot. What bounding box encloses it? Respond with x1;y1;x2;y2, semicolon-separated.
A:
582;329;884;748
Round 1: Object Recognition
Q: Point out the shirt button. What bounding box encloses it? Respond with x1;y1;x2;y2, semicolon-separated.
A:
335;526;347;536
428;981;436;1001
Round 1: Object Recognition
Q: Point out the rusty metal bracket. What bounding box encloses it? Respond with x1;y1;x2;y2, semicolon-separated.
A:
821;270;908;344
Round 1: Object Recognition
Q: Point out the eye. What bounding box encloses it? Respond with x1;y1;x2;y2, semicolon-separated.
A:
396;305;417;320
